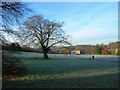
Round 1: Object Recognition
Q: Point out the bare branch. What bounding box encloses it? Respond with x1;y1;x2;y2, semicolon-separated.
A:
0;1;31;44
22;15;71;59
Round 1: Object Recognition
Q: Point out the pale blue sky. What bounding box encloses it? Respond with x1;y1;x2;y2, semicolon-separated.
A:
26;2;118;45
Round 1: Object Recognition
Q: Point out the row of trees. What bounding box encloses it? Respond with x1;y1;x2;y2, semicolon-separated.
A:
2;43;21;51
1;43;42;53
2;41;119;55
56;42;119;55
94;42;119;55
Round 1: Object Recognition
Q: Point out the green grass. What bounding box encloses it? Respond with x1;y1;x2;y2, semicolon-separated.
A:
3;52;119;88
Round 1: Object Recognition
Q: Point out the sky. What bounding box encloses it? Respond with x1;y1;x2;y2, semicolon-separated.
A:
25;2;118;45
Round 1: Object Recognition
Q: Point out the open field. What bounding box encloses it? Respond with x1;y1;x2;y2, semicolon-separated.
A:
3;52;119;88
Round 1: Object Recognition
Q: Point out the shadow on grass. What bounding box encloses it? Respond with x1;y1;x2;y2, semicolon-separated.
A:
19;56;80;61
3;72;118;88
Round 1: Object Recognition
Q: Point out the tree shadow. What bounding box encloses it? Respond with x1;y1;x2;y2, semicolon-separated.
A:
2;72;118;88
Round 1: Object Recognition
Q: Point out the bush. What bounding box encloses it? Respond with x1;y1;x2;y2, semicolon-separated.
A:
2;52;27;79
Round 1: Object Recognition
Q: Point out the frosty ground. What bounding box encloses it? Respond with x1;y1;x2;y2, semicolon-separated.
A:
3;52;119;88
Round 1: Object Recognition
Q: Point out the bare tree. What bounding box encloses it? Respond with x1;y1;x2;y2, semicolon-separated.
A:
22;15;71;59
1;1;30;26
0;1;31;44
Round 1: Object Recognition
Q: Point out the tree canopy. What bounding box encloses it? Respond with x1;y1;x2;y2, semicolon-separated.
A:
22;15;71;59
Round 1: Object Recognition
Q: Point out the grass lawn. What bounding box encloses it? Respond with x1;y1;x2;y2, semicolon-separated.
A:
3;52;119;88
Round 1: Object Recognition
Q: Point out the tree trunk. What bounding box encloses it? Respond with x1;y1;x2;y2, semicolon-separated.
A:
43;49;49;59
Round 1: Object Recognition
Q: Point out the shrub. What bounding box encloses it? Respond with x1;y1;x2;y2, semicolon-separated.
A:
2;52;27;79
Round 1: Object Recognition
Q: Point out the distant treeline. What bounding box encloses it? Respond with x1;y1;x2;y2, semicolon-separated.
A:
67;41;120;55
1;41;120;55
1;43;42;53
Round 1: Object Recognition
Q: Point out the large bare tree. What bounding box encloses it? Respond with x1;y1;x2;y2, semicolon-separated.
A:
22;15;71;59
